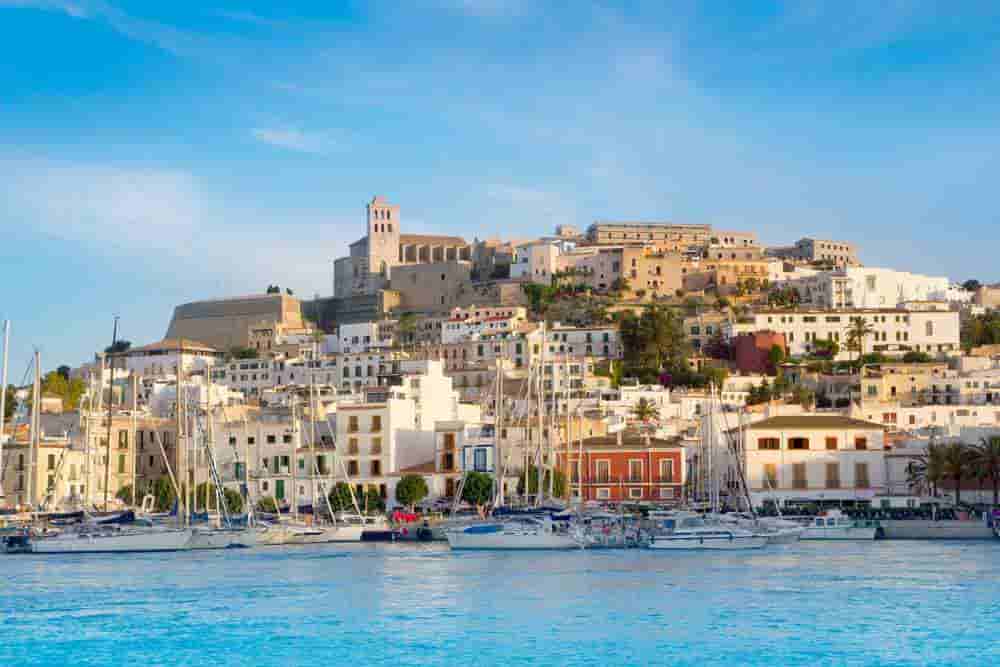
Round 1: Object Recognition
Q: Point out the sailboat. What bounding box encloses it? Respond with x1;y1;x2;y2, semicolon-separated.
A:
15;324;199;554
447;332;581;551
647;385;767;551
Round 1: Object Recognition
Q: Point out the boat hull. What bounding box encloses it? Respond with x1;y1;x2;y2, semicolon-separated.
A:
800;526;877;540
446;531;579;550
648;535;767;550
764;527;804;545
29;529;193;554
187;528;257;550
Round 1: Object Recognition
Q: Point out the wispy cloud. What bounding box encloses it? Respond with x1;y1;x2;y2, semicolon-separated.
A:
0;0;89;17
250;127;338;155
0;157;352;296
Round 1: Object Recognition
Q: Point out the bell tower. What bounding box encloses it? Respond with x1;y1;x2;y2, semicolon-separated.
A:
366;195;401;281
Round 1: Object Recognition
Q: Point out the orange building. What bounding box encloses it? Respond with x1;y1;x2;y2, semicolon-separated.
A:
561;434;686;504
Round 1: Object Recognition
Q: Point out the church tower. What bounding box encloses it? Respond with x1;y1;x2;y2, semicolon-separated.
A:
366;195;401;284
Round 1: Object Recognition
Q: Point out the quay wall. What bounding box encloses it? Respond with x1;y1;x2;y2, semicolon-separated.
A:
881;520;995;540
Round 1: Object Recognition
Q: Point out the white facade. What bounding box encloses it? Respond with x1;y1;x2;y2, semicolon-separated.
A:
744;415;887;506
751;308;960;360
338;321;396;354
790;267;951;309
547;324;622;360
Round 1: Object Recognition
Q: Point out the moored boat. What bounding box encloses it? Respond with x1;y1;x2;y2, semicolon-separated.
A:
647;512;767;551
446;517;581;550
795;511;878;540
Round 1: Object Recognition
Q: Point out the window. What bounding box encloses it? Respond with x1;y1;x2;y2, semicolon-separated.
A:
792;463;807;489
758;438;780;450
659;459;674;482
371;437;382;454
371;415;382;432
474;448;488;472
855;463;870;488
348;437;359;455
658;487;674;499
267;435;277;444
826;463;840;489
628;488;643;499
825;437;838;450
348;415;359;433
596;488;611;500
47;454;56;470
855;437;868;450
788;437;809;450
283;435;292;444
118;430;129;449
118;454;126;474
595;460;611;483
371;460;382;476
628;460;642;482
347;460;359;476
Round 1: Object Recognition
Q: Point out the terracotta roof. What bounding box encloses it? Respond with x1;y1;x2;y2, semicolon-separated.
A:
399;233;468;246
745;415;883;430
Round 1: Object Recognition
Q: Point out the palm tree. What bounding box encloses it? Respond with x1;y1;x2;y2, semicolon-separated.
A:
941;442;973;506
906;441;947;497
631;398;657;422
970;436;1000;506
846;317;876;362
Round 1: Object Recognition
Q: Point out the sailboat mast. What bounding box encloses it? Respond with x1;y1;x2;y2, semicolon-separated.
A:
291;395;298;520
176;340;187;527
130;373;137;506
29;349;41;508
0;320;8;499
103;316;119;509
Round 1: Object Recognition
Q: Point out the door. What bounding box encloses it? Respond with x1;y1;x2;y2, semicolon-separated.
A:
275;479;285;501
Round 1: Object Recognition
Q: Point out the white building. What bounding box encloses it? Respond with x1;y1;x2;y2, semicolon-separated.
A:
743;414;887;506
114;338;223;378
789;267;951;309
547;323;622;360
337;321;396;354
750;307;960;360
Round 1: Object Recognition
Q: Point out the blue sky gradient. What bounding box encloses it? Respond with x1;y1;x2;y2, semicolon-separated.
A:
2;1;999;371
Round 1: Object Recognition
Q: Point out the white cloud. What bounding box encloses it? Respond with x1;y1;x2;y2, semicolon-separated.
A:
0;158;353;298
250;127;336;155
0;0;88;17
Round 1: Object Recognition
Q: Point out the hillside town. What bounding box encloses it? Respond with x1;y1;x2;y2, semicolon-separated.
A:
3;194;1000;544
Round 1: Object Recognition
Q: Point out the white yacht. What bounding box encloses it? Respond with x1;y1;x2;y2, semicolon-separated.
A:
187;525;257;549
796;511;878;540
647;513;767;551
721;513;803;545
446;517;581;550
8;524;193;554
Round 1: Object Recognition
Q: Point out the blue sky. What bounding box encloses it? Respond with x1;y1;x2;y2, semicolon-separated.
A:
2;1;999;373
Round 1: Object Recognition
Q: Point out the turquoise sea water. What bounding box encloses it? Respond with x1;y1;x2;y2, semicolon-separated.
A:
3;541;1000;666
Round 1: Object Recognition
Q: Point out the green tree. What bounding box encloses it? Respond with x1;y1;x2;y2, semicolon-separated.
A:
228;346;258;360
619;305;691;376
767;344;786;372
395;474;429;510
4;385;16;421
194;482;244;514
256;496;279;513
462;472;495;514
397;313;418;351
147;478;178;512
970;436;1000;506
39;371;87;411
962;279;982;292
702;365;729;390
116;484;135;505
941;442;973;506
631;398;658;422
518;465;566;499
845;317;876;362
56;365;71;380
902;351;932;363
327;482;358;513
